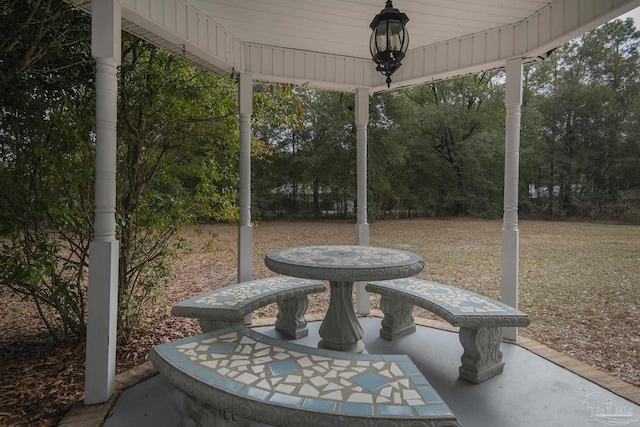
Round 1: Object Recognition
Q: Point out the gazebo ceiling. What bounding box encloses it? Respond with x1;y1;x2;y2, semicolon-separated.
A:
70;0;639;92
189;0;549;60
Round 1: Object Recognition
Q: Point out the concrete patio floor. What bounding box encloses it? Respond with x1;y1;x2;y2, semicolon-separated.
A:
60;316;640;427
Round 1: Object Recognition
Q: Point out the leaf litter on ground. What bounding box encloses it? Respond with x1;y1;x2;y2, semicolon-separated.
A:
1;219;638;426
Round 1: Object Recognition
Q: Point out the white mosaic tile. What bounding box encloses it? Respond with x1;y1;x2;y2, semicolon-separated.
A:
380;278;512;314
274;384;295;393
323;390;343;400
153;326;456;421
310;377;329;387
175;276;324;310
285;375;302;384
236;373;259;385
300;384;319;397
349;393;373;403
268;246;416;268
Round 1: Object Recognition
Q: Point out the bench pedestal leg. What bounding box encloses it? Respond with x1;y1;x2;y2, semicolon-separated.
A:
378;296;416;340
175;389;249;427
275;295;310;339
458;326;504;383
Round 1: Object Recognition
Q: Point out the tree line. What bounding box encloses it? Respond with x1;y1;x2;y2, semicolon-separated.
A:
1;1;638;343
252;19;640;223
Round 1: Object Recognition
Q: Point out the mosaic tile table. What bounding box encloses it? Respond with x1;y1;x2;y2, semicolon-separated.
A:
265;245;424;353
150;325;461;427
367;278;531;383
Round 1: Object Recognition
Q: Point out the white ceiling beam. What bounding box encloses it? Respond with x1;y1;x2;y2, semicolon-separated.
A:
68;0;640;92
69;0;245;76
379;0;640;92
122;0;244;75
244;44;382;91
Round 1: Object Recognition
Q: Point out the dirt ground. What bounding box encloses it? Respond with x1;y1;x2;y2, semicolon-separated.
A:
1;219;638;426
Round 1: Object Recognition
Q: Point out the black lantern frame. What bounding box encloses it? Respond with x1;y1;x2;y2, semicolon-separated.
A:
369;0;409;87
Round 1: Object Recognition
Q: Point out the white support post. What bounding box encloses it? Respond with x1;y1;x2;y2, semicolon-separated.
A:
85;0;122;405
238;72;253;284
501;58;523;341
354;88;370;315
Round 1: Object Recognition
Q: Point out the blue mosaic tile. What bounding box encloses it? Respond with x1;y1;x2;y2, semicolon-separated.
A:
176;277;323;312
324;349;351;359
171;335;200;346
239;386;271;401
358;354;379;361
208;342;237;354
340;403;374;416
352;372;390;392
269;392;302;407
194;369;219;383
411;376;430;385
398;361;421;376
216;377;243;393
268;360;299;376
415;404;454;417
160;348;185;366
153;325;456;423
418;386;442;403
173;357;201;374
247;330;268;342
382;354;408;362
267;246;422;269
302;398;336;413
379;405;414;417
462;301;483;308
371;278;525;318
276;339;307;352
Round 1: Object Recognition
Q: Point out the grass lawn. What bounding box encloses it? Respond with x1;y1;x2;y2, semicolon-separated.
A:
1;218;638;426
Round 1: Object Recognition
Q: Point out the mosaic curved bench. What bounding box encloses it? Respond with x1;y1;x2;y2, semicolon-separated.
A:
366;278;531;384
171;276;326;339
150;325;461;427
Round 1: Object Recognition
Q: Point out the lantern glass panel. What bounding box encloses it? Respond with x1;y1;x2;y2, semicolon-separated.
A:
388;20;404;51
373;21;388;53
370;29;376;56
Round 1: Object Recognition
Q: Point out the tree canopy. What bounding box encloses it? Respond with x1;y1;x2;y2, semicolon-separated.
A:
252;19;640;223
1;1;638;343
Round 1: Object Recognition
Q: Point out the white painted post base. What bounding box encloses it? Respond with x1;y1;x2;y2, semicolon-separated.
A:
237;225;253;283
501;228;519;341
238;224;253;324
355;223;370;315
84;240;119;404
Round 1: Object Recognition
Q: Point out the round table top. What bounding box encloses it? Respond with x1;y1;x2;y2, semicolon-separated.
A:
265;245;424;282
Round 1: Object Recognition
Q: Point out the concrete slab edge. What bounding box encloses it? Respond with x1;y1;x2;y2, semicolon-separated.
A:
56;313;640;426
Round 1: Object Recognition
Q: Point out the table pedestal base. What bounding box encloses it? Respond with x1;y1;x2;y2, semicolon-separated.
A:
318;281;365;353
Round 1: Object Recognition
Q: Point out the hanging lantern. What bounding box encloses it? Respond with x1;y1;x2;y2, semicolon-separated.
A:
369;0;409;88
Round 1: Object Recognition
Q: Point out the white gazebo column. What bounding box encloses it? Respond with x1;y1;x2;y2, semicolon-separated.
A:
85;0;121;405
501;58;523;341
238;72;253;284
354;87;370;314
